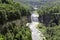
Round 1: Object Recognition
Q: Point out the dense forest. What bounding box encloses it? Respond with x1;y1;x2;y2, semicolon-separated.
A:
0;0;32;40
0;0;60;40
38;6;60;40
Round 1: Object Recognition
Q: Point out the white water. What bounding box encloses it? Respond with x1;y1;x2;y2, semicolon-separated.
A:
27;11;46;40
29;22;46;40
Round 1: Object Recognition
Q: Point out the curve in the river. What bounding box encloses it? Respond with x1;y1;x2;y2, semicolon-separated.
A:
28;11;46;40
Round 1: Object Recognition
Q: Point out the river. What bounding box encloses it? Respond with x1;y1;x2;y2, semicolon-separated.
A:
26;8;46;40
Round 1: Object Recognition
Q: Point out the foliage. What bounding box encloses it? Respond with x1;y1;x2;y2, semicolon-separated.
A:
38;23;60;40
0;23;32;40
0;0;32;40
38;6;60;15
0;0;30;24
38;6;60;26
38;6;60;40
0;34;6;40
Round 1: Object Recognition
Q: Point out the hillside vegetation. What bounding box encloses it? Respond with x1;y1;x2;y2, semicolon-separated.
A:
38;6;60;40
0;0;32;40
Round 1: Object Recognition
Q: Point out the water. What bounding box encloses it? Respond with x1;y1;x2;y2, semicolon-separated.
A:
29;22;44;40
31;13;39;22
28;11;46;40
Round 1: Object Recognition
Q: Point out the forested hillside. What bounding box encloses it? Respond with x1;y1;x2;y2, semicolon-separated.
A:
1;0;60;40
0;0;32;40
38;6;60;40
